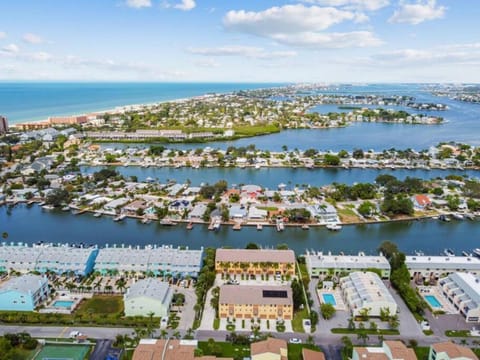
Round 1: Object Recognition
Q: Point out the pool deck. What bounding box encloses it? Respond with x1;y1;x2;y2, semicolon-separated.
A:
418;286;457;314
317;289;346;311
39;292;91;314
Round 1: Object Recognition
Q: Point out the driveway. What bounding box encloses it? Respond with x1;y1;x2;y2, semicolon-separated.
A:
89;339;112;360
174;287;197;331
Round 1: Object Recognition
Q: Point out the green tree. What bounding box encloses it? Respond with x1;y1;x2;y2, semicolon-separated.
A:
320;303;336;319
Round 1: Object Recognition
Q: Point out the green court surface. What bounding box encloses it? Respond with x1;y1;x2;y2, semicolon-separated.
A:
34;345;89;360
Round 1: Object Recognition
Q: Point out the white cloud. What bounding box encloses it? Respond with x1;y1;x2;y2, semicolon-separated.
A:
30;52;52;61
1;44;20;54
188;45;297;59
22;33;44;44
272;31;382;48
194;59;220;68
222;4;381;49
302;0;389;11
174;0;195;11
125;0;152;8
389;0;446;25
0;32;6;40
224;5;356;35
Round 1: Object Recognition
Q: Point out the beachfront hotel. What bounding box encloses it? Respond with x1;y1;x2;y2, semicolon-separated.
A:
215;249;296;276
0;245;98;276
94;245;203;277
439;272;480;323
305;251;391;279
0;274;49;311
339;271;397;317
124;278;173;317
218;285;293;320
405;256;480;282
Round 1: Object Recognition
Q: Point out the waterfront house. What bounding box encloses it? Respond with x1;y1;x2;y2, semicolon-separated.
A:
352;341;417;360
413;194;432;210
247;206;268;221
429;342;477;360
124;278;173;317
122;200;147;216
0;275;49;311
306;203;339;224
229;204;247;220
439;273;480;323
405;256;480;282
219;285;293;320
305;251;391;279
188;203;207;220
215;249;295;276
251;338;288;360
340;271;397;317
103;197;129;214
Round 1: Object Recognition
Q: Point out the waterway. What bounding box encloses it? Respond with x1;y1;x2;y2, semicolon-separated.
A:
1;204;479;256
81;166;479;187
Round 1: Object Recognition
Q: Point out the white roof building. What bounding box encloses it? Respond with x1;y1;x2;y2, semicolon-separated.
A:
340;271;397;317
306;251;391;279
439;272;480;323
406;256;480;280
124;278;173;317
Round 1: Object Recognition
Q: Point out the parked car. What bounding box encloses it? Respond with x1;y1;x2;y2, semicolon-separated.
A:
289;338;302;344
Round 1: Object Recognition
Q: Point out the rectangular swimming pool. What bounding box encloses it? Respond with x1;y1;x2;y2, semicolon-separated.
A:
322;293;336;306
425;295;442;308
53;300;74;308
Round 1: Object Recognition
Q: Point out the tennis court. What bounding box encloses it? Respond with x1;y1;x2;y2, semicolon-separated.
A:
34;345;89;360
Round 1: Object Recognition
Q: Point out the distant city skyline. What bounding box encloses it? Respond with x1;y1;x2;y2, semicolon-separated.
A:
0;0;478;82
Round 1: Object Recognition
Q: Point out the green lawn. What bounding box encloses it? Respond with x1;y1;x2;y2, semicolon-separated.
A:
331;328;399;335
445;330;471;337
198;341;250;359
414;346;430;360
292;309;309;333
288;344;322;360
76;295;123;316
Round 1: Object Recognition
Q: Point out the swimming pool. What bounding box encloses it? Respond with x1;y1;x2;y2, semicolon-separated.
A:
53;300;74;308
322;293;337;306
425;295;442;308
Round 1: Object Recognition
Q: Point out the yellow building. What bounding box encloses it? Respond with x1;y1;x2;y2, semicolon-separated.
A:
219;285;293;320
251;338;288;360
215;249;295;276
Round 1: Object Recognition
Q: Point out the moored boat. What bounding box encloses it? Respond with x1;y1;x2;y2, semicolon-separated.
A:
256;223;263;231
326;223;342;231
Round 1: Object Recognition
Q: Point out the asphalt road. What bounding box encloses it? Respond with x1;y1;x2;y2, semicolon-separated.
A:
0;325;133;339
89;339;113;360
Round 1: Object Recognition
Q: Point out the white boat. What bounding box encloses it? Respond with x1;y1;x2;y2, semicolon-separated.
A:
302;224;310;230
113;214;126;222
255;163;261;169
444;248;455;257
276;220;284;232
452;213;464;220
141;217;151;224
93;212;102;218
42;205;54;210
160;219;175;226
61;206;70;212
474;249;480;258
326;223;342;231
256;223;263;231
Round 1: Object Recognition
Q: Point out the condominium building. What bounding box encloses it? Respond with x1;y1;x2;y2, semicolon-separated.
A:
0;115;8;134
305;251;391;279
340;271;397;317
0;245;98;276
94;245;203;277
429;341;478;360
439;272;480;323
219;285;293;320
352;341;417;360
406;256;480;282
124;278;173;317
215;249;295;276
0;275;49;311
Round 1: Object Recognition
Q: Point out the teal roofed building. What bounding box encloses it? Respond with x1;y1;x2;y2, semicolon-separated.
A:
0;274;49;311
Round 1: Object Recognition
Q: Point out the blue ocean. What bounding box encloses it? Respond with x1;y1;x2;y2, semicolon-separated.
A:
0;82;283;124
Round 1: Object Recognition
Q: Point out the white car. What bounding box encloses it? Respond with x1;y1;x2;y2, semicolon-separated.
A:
289;338;302;344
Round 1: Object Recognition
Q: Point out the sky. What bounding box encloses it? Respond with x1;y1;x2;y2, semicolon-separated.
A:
0;0;478;83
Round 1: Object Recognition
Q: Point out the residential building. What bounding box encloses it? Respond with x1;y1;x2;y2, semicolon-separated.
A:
0;245;98;276
251;338;288;360
302;349;325;360
215;249;295;275
0;115;8;134
48;115;88;125
429;341;478;360
0;275;49;311
340;271;397;317
94;245;203;277
439;273;480;323
405;256;480;282
412;194;432;210
124;278;173;317
352;341;417;360
306;203;339;224
305;251;391;279
218;285;293;320
132;339;197;360
188;203;207;220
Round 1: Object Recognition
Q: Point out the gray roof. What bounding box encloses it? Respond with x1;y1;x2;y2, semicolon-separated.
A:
306;252;390;271
406;256;480;271
125;278;172;306
0;274;47;294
